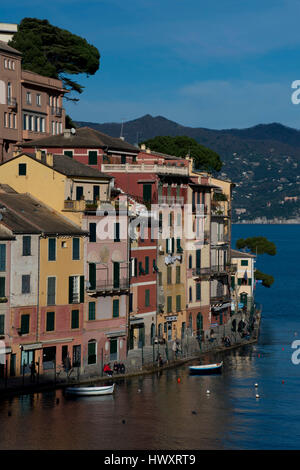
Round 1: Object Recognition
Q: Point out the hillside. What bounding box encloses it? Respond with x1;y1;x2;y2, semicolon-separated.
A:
75;115;300;222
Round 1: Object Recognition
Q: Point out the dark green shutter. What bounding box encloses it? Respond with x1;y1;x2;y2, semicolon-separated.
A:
88;302;96;320
69;276;74;304
143;184;152;203
231;276;235;289
0;314;4;334
21;314;29;334
88;151;98;165
241;260;248;266
145;289;150;307
18;163;26;175
23;236;31;256
46;312;55;331
167;296;172;313
176;266;180;284
0;245;6;271
113;299;119;317
71;310;79;329
89;223;96;242
176;295;181;312
72;238;80;260
114;223;120;242
48;238;56;261
88;342;96;364
238;278;242;286
196;249;201;269
0;277;5;297
171;238;175;253
64;150;73;158
89;263;96;290
113;262;120;288
248;278;252;286
196;283;201;300
80;275;84;303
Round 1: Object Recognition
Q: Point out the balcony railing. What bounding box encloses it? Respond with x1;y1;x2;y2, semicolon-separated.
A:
226;263;237;273
63;200;86;211
210;265;227;274
87;279;129;293
7;97;17;107
192;204;208;215
158;195;184;205
192;267;211;277
211;293;231;303
51;106;63;117
101;163;189;175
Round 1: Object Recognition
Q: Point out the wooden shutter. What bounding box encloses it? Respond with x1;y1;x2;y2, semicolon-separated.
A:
89;263;96;290
71;310;79;329
88;302;96;320
0;277;5;297
0;244;6;271
0;314;4;334
72;238;80;260
113;299;119;317
48;238;56;261
88;151;98;165
176;295;181;312
167;296;172;313
113;262;120;288
21;314;30;334
47;277;56;305
46;312;55;331
80;275;84;303
89;223;96;242
176;266;181;284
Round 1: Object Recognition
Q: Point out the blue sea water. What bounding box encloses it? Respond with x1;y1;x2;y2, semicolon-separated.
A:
0;224;299;450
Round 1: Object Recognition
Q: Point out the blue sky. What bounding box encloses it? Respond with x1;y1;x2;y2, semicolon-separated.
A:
3;0;300;129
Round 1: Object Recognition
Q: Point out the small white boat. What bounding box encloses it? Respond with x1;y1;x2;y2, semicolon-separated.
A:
65;383;115;396
189;361;223;375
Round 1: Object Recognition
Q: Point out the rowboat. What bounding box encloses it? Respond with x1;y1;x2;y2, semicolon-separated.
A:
65;383;115;396
189;362;223;375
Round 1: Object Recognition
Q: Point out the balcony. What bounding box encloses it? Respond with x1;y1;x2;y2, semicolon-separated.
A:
192;267;211;277
63;200;86;211
226;263;237;273
158;195;184;205
7;97;17;108
211;234;230;245
211;293;231;304
210;265;228;275
87;279;129;295
51;106;63;117
101;163;189;176
192;204;208;215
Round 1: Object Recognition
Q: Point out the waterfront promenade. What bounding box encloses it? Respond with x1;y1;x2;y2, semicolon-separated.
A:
0;310;260;398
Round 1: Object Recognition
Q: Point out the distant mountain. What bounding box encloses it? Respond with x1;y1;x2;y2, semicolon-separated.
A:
75;115;300;222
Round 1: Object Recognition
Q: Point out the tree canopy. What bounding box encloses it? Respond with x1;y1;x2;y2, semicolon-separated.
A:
141;135;223;172
9;18;100;101
236;236;276;288
236;236;276;256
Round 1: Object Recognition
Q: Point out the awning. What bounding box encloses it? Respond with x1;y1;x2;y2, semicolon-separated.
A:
130;317;144;325
22;343;43;351
105;330;126;338
212;302;231;312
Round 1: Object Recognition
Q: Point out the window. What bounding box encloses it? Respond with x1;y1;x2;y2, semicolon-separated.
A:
176;238;183;253
89;263;96;290
189;286;192;302
26;92;31;104
64;150;73;158
189;255;192;269
145;289;150;307
0;245;6;271
76;186;83;200
46;311;55;332
113;299;119;318
0;277;5;297
72;238;80;260
69;275;84;304
241;260;249;266
196;283;201;301
47;277;56;305
40;117;45;132
88;151;98;165
48;238;56;261
22;236;31;256
71;309;79;329
89;223;96;242
114;223;120;242
145;256;149;274
176;266;181;284
36;94;41;106
88;302;96;321
143;184;152;204
18;163;26;176
167;296;172;313
22;275;30;294
176;295;181;312
167;266;172;284
231;276;235;289
88;341;97;364
21;314;30;334
0;314;4;335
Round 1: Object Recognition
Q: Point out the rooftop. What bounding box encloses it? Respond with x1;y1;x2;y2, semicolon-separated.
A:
0;193;86;236
21;127;140;153
231;249;256;259
0;39;21;56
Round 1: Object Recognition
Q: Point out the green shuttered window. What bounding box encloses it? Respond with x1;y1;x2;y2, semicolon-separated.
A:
88;151;98;165
21;314;30;334
46;312;55;332
0;245;6;271
48;238;56;261
72;238;80;260
113;299;119;318
71;310;79;329
88;302;96;321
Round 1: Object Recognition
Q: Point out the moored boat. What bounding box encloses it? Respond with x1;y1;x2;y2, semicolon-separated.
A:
65;383;115;396
189;361;223;375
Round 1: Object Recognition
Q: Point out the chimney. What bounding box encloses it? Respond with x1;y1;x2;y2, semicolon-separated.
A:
46;153;53;167
140;144;146;150
64;129;71;138
36;150;42;160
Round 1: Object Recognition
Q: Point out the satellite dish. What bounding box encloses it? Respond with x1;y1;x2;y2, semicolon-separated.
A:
71;128;76;135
